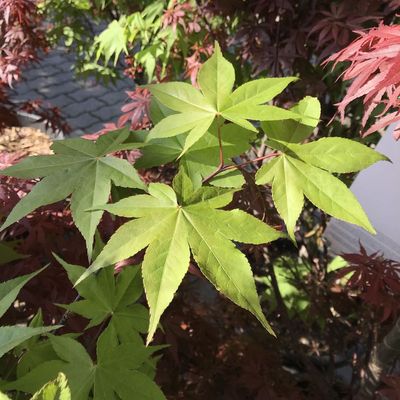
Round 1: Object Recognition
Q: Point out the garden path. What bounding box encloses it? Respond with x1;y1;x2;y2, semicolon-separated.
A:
8;46;131;136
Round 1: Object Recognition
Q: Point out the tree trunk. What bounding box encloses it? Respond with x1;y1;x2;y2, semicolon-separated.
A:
355;317;400;399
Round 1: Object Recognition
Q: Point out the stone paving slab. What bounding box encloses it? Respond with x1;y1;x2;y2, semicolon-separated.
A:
9;46;133;136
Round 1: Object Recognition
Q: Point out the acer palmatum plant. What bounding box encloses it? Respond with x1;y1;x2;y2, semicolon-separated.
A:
326;23;400;139
337;244;400;321
0;0;69;132
0;0;47;87
0;43;391;399
0;0;46;128
308;2;379;59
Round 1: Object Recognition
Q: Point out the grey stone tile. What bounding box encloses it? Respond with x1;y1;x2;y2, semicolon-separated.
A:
46;94;74;109
22;66;51;79
101;90;127;107
68;113;99;132
63;97;104;118
50;71;75;85
91;104;122;123
86;120;106;134
9;44;137;136
10;89;41;102
68;85;110;102
47;80;82;97
30;75;67;91
45;53;68;67
113;77;133;90
12;81;35;97
31;64;60;77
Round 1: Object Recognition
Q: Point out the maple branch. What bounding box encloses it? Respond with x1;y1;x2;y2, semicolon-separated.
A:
223;152;279;172
56;294;81;329
202;151;279;185
267;260;290;323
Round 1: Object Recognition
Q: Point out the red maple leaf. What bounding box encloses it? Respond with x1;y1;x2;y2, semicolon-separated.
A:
309;2;379;59
336;244;400;321
325;23;400;139
185;43;213;86
118;87;151;130
162;1;194;33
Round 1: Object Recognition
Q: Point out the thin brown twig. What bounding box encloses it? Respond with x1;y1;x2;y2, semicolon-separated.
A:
202;151;280;184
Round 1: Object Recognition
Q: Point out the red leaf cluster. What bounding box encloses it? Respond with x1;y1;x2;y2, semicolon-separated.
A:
0;0;47;87
20;99;71;134
336;244;400;321
309;2;379;59
162;1;200;34
185;43;213;86
118;87;151;129
93;87;151;136
0;0;68;133
326;23;400;139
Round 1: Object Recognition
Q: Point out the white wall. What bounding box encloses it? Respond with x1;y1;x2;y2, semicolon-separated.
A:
324;125;400;261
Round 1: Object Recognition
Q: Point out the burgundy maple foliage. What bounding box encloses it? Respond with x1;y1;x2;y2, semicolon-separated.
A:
309;2;379;59
0;0;47;87
337;244;400;320
0;0;70;133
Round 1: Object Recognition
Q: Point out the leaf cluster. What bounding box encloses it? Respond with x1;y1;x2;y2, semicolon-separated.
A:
0;43;388;353
0;261;165;399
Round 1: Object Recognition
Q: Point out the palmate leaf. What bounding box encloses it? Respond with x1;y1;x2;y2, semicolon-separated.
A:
5;327;165;400
77;171;285;343
197;42;235;111
55;256;148;343
95;18;128;65
0;129;146;260
256;136;388;240
146;42;300;152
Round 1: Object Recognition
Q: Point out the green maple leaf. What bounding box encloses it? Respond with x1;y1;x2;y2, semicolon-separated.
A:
0;129;146;260
0;268;60;359
262;96;321;143
54;255;148;344
5;327;165;400
76;170;285;343
256;135;389;240
0;241;26;265
145;42;300;153
30;373;71;400
95;18;128;65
